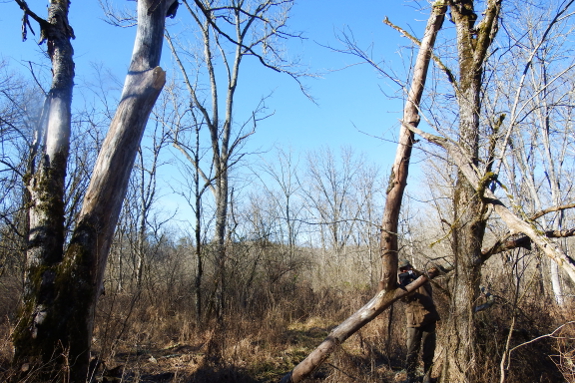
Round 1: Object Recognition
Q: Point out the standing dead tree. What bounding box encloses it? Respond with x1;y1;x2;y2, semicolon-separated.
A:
11;0;173;380
279;2;447;381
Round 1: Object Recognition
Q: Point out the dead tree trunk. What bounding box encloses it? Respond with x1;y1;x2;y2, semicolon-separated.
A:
12;0;76;378
279;3;446;381
12;0;172;380
280;276;434;383
380;3;447;291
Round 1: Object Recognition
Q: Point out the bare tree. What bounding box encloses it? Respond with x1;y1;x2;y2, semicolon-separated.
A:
402;2;575;380
431;1;503;380
0;62;43;317
490;4;575;306
252;147;304;256
157;81;213;323
166;0;303;323
300;146;371;285
279;2;447;380
10;0;172;379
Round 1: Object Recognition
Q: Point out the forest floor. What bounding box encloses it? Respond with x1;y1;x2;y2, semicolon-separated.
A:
89;315;408;383
1;287;572;382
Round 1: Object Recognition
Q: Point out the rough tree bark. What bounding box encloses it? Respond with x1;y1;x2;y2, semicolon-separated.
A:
12;0;172;380
434;2;502;381
279;2;447;381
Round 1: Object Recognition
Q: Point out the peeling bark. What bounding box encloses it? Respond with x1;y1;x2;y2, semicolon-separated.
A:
12;0;172;380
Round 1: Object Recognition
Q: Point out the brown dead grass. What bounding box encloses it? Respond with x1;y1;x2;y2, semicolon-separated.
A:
0;284;572;382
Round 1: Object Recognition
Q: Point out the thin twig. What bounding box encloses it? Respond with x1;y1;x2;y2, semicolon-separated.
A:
506;321;575;370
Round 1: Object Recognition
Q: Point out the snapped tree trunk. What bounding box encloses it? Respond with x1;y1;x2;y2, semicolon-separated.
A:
279;3;446;381
12;0;172;380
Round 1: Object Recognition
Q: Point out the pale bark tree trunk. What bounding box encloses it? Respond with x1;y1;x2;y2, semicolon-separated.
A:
214;169;229;321
380;2;447;291
193;127;206;324
12;0;172;380
12;0;76;379
279;3;446;381
510;40;572;306
484;0;575;306
550;258;564;305
539;80;566;306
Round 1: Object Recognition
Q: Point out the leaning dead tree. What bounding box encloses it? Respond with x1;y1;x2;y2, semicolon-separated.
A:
11;0;173;380
379;3;447;292
279;2;448;381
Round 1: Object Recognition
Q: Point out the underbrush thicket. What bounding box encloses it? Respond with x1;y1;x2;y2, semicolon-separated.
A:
0;245;573;382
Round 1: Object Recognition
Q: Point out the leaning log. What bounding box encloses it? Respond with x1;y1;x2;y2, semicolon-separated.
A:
280;276;430;383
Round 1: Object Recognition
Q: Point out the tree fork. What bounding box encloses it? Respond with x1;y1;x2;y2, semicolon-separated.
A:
12;0;172;380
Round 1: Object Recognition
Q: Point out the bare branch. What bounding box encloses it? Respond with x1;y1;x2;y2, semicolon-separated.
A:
404;121;575;283
530;202;575;221
383;15;458;89
13;0;49;41
506;321;575;370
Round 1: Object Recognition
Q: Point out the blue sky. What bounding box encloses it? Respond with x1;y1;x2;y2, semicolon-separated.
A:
1;0;434;225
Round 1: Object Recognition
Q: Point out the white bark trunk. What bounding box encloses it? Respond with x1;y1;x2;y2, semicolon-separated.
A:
14;0;172;380
550;259;564;306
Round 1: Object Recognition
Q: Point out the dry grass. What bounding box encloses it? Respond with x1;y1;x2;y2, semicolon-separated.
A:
0;280;572;382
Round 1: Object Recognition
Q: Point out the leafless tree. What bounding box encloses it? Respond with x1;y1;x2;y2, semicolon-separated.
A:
401;0;575;380
0;62;43;316
10;0;172;379
300;147;370;284
252;147;304;255
279;2;447;381
165;0;304;323
488;2;575;306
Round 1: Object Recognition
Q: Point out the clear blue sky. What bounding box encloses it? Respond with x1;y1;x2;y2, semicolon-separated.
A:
1;0;434;225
